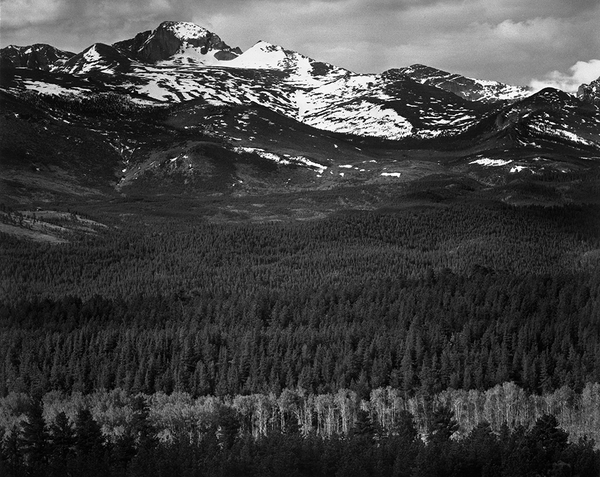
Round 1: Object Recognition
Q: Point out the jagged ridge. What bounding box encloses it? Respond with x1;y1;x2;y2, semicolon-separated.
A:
1;21;599;151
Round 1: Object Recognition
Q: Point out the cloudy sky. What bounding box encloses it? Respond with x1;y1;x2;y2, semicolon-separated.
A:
2;0;600;91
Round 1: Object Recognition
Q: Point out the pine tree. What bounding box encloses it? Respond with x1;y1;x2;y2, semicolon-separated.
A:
20;399;49;476
215;406;241;450
1;426;24;477
130;395;157;450
74;407;106;476
353;409;375;441
49;411;75;475
526;414;569;475
427;405;458;443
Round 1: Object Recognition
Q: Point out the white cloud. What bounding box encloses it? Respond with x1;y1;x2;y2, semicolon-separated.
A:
530;59;600;93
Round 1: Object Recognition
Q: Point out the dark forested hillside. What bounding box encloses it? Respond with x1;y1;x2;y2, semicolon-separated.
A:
1;201;600;477
1;203;599;399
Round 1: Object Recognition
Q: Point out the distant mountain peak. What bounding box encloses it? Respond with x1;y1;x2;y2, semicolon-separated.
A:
398;64;530;103
112;21;241;63
157;21;211;40
54;43;131;75
0;43;74;71
578;77;600;107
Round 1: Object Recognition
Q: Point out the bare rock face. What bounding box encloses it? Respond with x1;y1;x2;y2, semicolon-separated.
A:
578;78;600;107
112;21;241;63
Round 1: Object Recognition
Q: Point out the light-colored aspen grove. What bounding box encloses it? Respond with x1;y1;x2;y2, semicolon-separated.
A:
1;382;598;445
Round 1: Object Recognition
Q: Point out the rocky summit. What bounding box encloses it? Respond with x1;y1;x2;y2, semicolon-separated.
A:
578;77;600;107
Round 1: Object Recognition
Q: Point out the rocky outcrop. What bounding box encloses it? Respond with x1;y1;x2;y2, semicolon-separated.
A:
578;78;600;107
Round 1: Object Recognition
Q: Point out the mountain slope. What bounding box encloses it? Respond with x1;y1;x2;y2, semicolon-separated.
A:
55;43;133;75
0;44;74;70
461;88;600;152
398;64;531;103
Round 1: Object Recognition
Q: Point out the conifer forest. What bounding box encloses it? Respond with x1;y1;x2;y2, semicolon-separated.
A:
1;202;600;476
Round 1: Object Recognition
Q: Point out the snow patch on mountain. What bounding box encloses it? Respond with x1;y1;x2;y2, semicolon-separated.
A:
164;22;211;41
228;42;288;69
305;100;413;140
160;48;227;67
529;122;600;148
225;41;347;86
233;146;328;173
470;158;512;167
19;80;86;96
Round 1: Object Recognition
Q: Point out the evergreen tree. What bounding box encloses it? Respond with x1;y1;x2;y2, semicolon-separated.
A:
130;395;157;450
526;414;569;476
74;407;106;476
215;406;241;450
353;409;376;441
1;426;24;477
20;399;49;476
49;411;75;476
427;405;459;443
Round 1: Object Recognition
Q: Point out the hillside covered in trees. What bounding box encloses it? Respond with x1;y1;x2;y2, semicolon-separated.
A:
1;201;600;475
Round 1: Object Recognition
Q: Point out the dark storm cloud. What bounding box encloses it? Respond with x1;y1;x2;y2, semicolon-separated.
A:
2;0;599;88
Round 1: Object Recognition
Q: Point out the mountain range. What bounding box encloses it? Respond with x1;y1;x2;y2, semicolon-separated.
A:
1;21;600;225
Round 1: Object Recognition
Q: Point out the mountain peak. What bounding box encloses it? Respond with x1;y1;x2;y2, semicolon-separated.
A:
227;41;297;70
156;21;211;41
578;77;600;107
55;43;131;75
113;21;241;63
398;63;530;103
0;43;75;71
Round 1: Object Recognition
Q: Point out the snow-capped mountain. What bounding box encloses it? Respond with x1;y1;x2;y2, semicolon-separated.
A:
0;27;496;142
113;21;242;65
1;21;598;147
1;20;599;208
55;43;133;75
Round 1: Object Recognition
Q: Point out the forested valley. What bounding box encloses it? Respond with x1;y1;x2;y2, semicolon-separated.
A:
1;201;600;476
